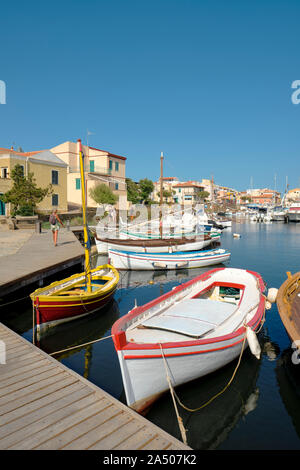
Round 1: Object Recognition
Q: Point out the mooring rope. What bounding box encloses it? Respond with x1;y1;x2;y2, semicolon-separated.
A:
159;343;188;445
49;334;114;356
0;295;29;308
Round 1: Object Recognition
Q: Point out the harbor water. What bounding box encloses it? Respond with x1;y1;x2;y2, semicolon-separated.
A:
1;220;300;450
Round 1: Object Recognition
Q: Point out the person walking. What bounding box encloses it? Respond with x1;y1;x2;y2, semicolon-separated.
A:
49;209;65;246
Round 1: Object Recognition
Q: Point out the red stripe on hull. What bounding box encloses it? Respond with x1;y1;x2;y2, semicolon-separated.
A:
36;291;115;325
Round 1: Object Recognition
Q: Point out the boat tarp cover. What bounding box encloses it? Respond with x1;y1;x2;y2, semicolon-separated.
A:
141;298;237;338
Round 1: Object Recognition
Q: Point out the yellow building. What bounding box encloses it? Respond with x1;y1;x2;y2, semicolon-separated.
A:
50;140;127;210
0;147;68;215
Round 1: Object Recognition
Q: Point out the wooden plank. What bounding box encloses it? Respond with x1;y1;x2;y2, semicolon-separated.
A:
0;370;70;406
0;368;65;398
10;399;114;450
90;419;146;450
1;382;84;424
0;382;86;426
6;349;39;362
140;435;174;450
0;360;57;383
0;376;78;416
0;363;59;389
0;387;94;440
55;409;133;450
0;393;104;449
114;427;158;450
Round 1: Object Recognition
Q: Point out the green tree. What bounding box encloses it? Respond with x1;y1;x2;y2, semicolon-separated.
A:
126;178;141;204
89;183;118;205
197;190;210;201
1;164;52;216
162;189;172;202
139;178;154;204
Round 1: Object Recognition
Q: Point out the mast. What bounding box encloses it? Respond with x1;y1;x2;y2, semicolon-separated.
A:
78;139;92;293
160;151;163;238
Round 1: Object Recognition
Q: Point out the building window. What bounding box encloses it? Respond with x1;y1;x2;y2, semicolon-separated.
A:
90;160;95;172
115;183;119;190
52;194;58;206
52;170;58;185
76;178;81;190
115;162;119;171
1;168;8;178
109;160;113;170
19;165;24;176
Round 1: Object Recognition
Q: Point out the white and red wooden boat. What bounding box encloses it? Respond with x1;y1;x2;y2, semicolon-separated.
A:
112;267;267;413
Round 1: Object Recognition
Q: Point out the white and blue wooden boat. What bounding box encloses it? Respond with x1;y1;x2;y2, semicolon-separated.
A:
112;267;267;412
108;247;230;271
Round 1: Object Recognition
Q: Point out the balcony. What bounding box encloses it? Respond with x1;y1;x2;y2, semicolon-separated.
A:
69;164;112;175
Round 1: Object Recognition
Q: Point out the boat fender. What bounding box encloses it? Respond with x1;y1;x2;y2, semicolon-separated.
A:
265;300;272;310
246;326;261;360
267;288;278;304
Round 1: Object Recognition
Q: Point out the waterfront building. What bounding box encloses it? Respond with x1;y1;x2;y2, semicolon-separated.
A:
246;188;281;206
152;177;179;203
50;140;127;211
0;147;68;215
285;188;300;204
172;181;205;205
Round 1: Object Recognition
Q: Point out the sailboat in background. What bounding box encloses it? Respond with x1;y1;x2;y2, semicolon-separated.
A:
30;139;119;337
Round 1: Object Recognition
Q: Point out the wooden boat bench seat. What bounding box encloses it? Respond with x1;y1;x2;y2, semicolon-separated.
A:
141;299;237;338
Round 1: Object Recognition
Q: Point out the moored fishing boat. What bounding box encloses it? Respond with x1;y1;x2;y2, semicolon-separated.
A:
31;264;119;335
276;271;299;343
287;203;300;222
95;233;212;254
30;139;119;336
111;267;270;413
108;247;230;271
95;229;221;254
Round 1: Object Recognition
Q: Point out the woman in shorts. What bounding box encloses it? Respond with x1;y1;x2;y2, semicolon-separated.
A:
49;210;65;246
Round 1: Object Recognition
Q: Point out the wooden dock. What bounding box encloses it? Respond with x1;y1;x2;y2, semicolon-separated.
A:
0;228;84;297
0;323;190;450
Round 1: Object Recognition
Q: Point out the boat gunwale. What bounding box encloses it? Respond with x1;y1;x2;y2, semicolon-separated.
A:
108;248;228;259
112;268;266;351
30;264;119;301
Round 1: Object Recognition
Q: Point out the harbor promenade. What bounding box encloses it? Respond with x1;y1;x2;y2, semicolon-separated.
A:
0;322;190;450
0;227;190;451
0;228;84;297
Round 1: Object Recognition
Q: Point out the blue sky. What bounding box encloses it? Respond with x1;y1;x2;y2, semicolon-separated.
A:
1;0;300;194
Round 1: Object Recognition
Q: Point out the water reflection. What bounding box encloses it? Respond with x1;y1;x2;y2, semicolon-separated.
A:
276;349;300;440
146;348;262;450
1;222;300;449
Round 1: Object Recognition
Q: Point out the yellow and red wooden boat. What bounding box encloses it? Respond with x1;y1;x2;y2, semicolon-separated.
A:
276;271;300;343
30;264;119;335
30;139;119;336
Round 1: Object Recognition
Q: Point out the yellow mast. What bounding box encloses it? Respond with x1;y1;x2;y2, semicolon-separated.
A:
78;139;92;293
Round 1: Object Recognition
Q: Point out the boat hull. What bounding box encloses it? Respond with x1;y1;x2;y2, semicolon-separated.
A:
109;249;230;271
117;331;246;412
97;237;212;254
112;268;266;412
287;212;300;222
